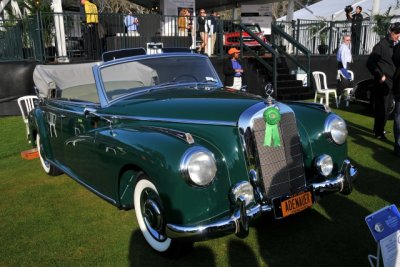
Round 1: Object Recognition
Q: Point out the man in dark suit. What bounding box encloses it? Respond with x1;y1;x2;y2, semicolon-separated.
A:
367;22;400;140
391;25;400;157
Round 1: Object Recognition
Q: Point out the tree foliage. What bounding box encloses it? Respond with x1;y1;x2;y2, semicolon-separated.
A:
373;0;400;37
93;0;149;14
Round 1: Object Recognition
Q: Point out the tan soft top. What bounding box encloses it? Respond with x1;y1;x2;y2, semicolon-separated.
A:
33;62;99;98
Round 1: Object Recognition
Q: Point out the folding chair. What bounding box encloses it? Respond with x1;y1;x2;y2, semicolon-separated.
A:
337;69;354;107
312;71;338;108
17;95;38;141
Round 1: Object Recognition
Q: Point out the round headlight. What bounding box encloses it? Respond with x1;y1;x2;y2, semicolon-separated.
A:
180;147;217;187
324;114;348;145
231;181;255;206
315;154;333;177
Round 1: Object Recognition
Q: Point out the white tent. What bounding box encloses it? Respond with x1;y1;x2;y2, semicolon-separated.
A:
278;0;400;21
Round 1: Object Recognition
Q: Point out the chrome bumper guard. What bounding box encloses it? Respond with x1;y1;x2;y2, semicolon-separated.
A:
166;160;357;240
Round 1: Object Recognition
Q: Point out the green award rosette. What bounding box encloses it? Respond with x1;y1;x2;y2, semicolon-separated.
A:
263;107;281;147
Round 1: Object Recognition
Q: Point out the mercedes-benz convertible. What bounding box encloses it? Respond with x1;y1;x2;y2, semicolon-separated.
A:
28;51;358;257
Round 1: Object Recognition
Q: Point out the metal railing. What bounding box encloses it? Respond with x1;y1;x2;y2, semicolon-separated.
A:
237;23;279;96
275;19;385;56
271;23;311;87
0;12;209;63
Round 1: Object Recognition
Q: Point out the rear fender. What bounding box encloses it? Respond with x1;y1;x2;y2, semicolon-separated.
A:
30;108;54;160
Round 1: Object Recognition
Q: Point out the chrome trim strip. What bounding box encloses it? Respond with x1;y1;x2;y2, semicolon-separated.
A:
139;126;194;144
37;106;236;127
238;102;293;130
311;159;358;196
165;160;357;240
102;114;236;127
166;203;267;240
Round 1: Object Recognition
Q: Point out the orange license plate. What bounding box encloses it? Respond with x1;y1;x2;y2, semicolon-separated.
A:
281;191;313;217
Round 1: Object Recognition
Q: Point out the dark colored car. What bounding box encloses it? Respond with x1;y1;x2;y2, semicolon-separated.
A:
353;79;395;115
223;22;267;51
29;52;357;257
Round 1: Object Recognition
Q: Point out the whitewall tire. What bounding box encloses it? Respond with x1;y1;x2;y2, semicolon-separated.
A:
36;134;62;176
134;178;172;252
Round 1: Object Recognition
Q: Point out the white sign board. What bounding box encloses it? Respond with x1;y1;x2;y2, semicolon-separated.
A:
380;230;400;267
241;4;273;35
162;0;195;16
241;4;273;16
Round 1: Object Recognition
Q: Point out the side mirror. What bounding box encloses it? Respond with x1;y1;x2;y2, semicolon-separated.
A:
84;107;97;117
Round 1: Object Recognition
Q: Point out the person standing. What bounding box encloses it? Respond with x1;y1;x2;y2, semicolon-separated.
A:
81;0;99;60
337;35;352;70
336;35;353;97
347;6;363;56
178;8;190;37
197;9;208;54
367;22;400;140
391;31;400;157
209;11;218;55
223;48;246;90
124;11;140;36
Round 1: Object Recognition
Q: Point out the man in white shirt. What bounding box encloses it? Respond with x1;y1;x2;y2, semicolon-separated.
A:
337;35;352;71
124;11;140;36
336;35;353;99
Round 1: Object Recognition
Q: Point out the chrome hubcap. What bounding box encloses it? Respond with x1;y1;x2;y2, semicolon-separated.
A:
141;188;166;241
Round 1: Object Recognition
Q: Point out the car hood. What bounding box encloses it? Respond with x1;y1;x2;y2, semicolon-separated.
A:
103;88;265;124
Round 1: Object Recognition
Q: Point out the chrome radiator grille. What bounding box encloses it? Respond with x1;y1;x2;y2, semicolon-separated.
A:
252;112;306;199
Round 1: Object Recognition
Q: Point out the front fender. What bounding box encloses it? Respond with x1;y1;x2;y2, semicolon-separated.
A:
289;103;348;176
98;126;232;225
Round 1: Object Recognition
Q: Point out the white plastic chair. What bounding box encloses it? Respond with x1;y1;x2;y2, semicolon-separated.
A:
337;69;354;107
312;71;338;108
17;95;38;141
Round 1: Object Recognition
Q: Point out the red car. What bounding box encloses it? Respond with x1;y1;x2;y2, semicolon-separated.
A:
223;23;267;51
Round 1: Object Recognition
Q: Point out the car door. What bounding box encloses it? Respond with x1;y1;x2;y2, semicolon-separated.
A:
39;99;66;165
61;102;120;201
62;102;99;182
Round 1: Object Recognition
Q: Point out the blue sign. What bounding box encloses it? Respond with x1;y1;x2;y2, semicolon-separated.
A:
365;205;400;242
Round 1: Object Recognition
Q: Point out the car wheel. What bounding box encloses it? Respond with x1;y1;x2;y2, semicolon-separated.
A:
133;175;192;257
36;134;62;176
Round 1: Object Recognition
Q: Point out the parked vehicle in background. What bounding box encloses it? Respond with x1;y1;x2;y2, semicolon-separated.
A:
29;51;358;257
353;79;395;116
223;22;267;52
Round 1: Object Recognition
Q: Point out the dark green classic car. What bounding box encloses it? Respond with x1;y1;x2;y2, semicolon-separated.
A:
29;52;357;257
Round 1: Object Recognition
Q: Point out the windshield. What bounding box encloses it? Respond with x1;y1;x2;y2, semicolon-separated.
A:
99;55;222;102
245;25;261;33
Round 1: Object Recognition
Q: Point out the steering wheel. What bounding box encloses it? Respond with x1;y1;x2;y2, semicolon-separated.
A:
173;74;198;82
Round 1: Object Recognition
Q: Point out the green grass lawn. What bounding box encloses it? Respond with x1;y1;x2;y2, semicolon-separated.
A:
0;103;399;267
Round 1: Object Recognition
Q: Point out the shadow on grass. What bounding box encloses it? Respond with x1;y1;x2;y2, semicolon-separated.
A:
346;120;400;205
228;240;260;267
128;230;217;267
254;194;374;267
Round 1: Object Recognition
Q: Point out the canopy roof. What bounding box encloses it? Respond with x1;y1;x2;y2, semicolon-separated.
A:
278;0;400;21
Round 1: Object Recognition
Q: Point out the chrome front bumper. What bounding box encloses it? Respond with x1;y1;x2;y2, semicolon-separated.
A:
166;160;358;240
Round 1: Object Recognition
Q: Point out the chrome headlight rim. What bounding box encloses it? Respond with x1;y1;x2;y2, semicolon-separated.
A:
180;146;217;188
315;154;334;177
324;114;348;145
